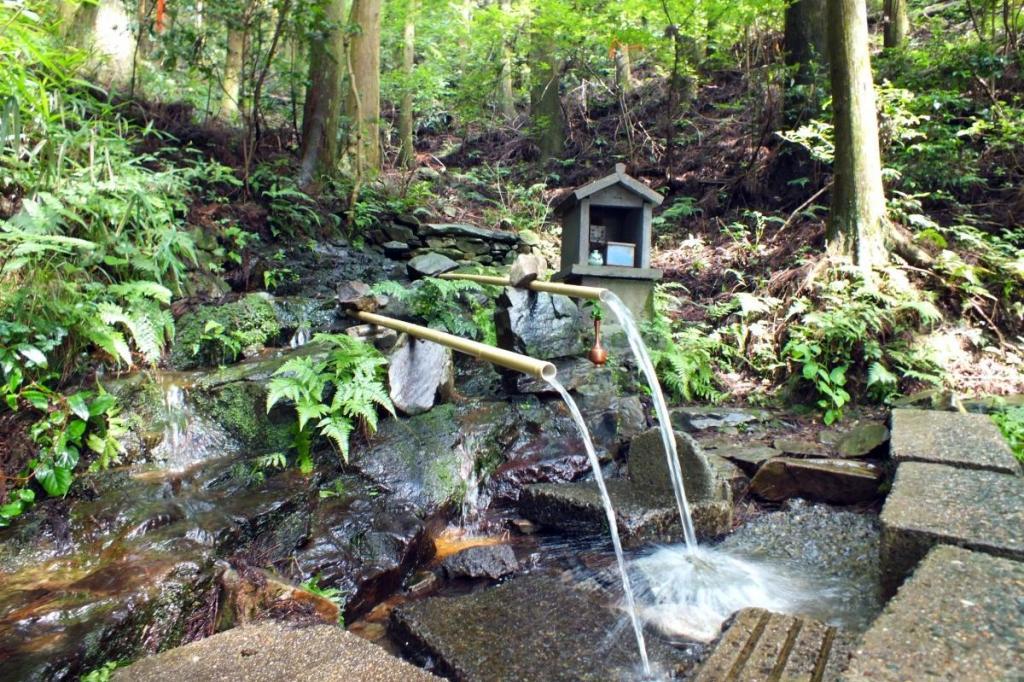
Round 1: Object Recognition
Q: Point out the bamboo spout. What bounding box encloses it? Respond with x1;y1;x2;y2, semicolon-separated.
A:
353;311;556;381
438;273;607;301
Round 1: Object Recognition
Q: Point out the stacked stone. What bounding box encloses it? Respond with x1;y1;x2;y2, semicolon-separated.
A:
366;218;524;267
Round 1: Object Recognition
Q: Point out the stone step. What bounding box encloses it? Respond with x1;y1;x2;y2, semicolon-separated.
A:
694;608;853;682
880;461;1024;593
844;545;1024;681
113;622;438;681
889;409;1020;474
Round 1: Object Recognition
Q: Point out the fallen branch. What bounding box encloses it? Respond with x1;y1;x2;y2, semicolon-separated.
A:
778;181;832;235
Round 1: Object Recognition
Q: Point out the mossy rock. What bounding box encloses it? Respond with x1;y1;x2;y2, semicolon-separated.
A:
191;380;292;453
171;295;281;370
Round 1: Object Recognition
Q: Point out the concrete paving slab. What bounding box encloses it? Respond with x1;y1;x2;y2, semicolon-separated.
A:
890;409;1020;474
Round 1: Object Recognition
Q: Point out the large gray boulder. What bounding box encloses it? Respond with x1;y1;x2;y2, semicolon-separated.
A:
407;252;458;278
494;287;583;361
388;334;454;416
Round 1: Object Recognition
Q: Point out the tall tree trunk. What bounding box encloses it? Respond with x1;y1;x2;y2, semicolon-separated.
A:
614;43;634;93
397;0;416;169
827;0;888;268
347;0;382;173
67;0;99;48
883;0;909;48
298;0;348;184
221;27;245;118
784;0;829;80
529;29;565;161
57;0;79;36
496;0;515;119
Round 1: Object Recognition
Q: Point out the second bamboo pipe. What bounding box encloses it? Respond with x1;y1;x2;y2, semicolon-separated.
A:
354;311;556;381
439;272;608;301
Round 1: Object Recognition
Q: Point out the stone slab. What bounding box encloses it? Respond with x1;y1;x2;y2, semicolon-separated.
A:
518;479;732;548
880;461;1024;592
889;408;1020;474
750;457;885;505
114;621;437;681
694;608;853;682
844;546;1024;682
389;574;690;681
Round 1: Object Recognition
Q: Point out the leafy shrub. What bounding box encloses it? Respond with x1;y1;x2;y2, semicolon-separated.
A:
992;405;1024;463
266;334;394;473
372;277;498;343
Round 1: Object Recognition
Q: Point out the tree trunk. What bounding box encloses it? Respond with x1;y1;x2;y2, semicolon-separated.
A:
57;0;79;36
347;0;382;174
883;0;909;48
496;0;515;119
67;0;99;48
221;27;245;118
784;0;829;78
397;0;416;169
297;0;348;184
614;43;634;93
827;0;888;268
529;28;565;161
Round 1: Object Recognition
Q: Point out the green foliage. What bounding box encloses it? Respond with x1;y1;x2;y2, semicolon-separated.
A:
992;403;1024;463
643;285;727;403
172;295;280;369
299;574;345;624
266;334;394;470
81;660;122;682
371;278;498;343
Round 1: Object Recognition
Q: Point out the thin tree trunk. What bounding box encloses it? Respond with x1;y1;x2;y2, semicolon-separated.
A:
347;0;382;173
298;0;348;184
397;0;417;169
221;27;245;118
529;27;565;160
614;43;634;93
883;0;909;47
827;0;889;268
497;0;515;119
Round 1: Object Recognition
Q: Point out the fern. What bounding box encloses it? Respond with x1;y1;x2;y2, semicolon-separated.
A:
266;334;394;467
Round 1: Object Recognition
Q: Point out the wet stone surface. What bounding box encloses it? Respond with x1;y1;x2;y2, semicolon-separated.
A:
716;501;883;632
628;428;726;503
748;457;885;505
494;287;583;361
889;408;1020;474
879;461;1024;592
518;479;732;548
845;545;1024;682
389;574;693;681
114;621;438;681
441;544;518;580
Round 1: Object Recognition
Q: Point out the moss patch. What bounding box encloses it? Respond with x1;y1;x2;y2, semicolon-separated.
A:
171;295;281;370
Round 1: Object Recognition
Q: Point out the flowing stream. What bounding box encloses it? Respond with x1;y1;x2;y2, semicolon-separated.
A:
600;292;696;547
546;377;652;677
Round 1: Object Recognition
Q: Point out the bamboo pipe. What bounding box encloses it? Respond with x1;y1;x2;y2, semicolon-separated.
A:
439;272;608;301
354;311;556;381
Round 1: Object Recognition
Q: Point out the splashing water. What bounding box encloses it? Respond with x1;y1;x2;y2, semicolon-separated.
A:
600;292;696;547
546;376;652;676
630;545;823;643
151;378;235;471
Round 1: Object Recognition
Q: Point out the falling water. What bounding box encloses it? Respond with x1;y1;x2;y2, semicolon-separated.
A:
600;292;696;548
151;377;235;471
546;376;652;677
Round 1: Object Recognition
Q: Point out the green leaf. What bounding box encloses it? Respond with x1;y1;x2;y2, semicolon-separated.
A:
18;346;47;367
67;419;87;441
68;392;90;420
35;465;73;497
88;394;117;417
22;389;49;410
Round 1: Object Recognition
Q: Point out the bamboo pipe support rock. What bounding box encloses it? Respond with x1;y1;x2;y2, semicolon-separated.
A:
353;311;557;381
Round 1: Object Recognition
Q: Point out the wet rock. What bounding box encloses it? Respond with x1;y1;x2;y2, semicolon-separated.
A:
383;241;411;258
846;546;1024;682
387;335;454;416
336;280;379;312
670;406;772;432
879;461;1024;594
389;574;690;681
707;454;750;500
345;323;399;351
628;428;727;503
706;444;780;475
383;222;417;244
890;408;1020;474
268;296;341;339
717;501;883;631
749;457;884;505
113;621;438;681
772;438;829;457
441;544;518;580
494;287;583;361
407;252;458;278
504;356;604;394
835;422;890;458
217;565;340;629
694;609;854;682
518;479;732;548
508;254;547;288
